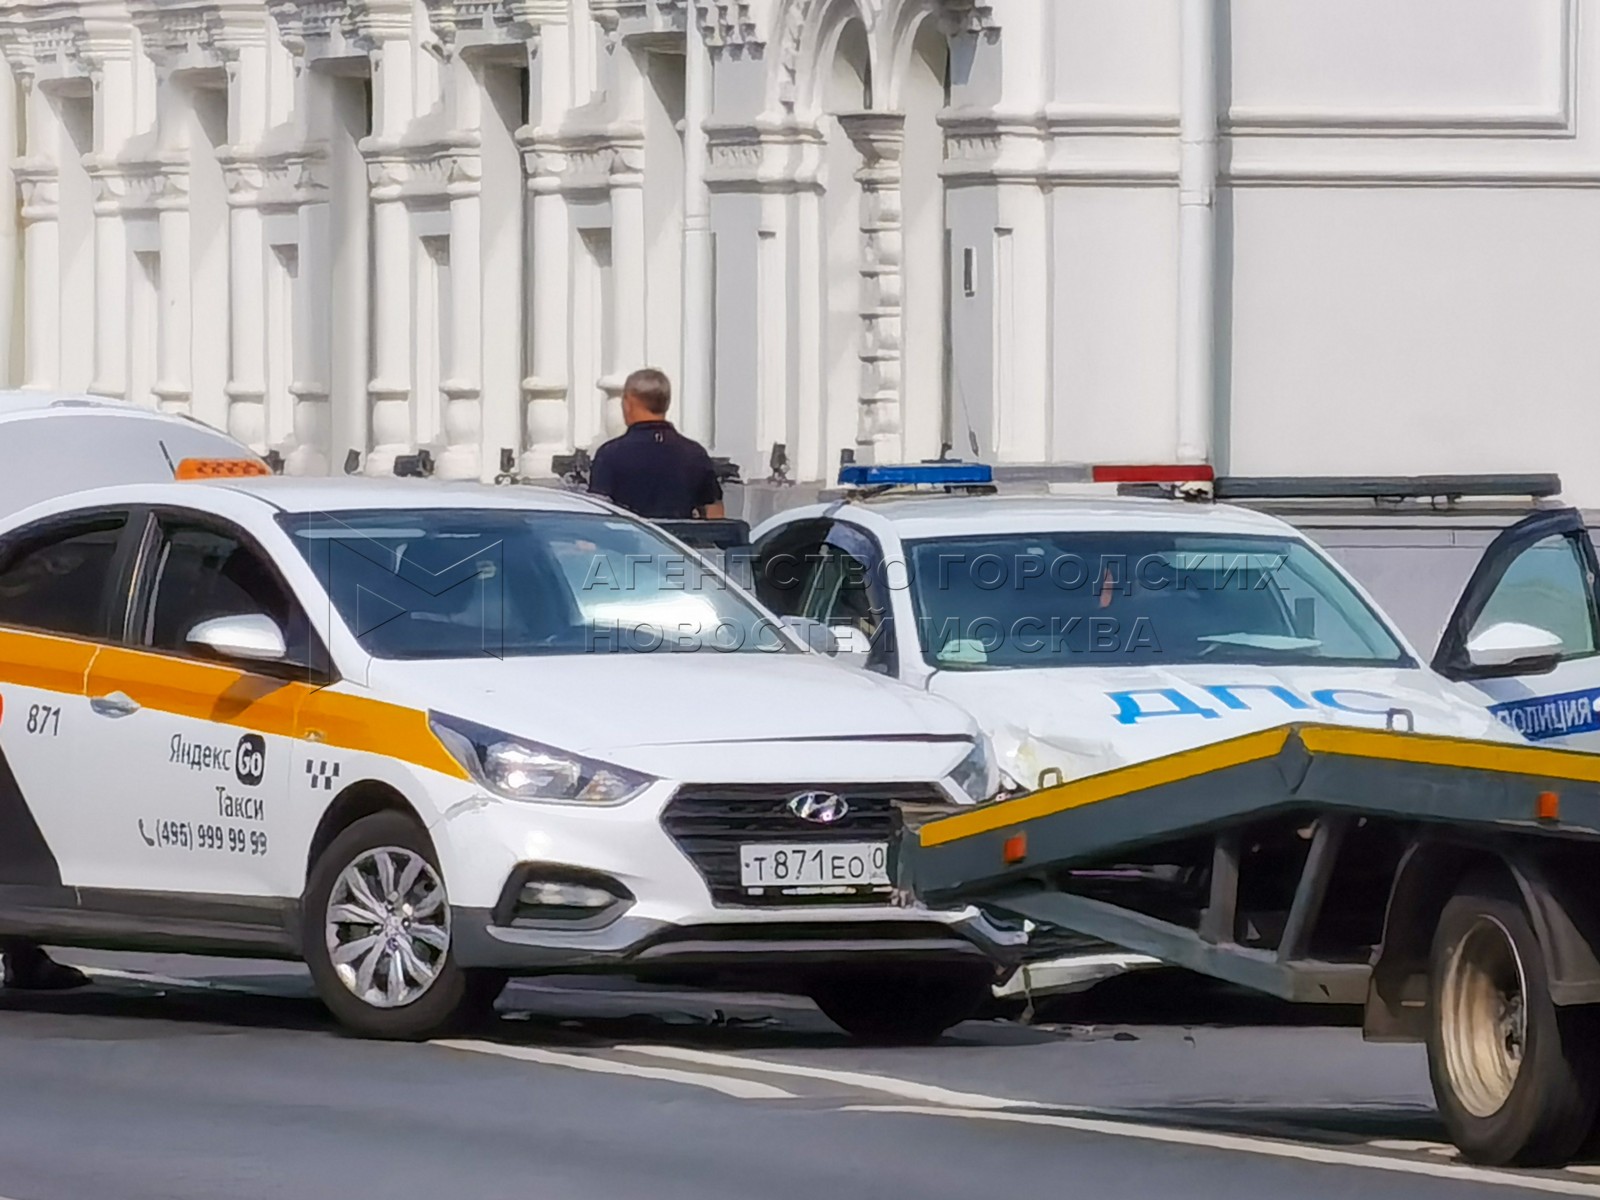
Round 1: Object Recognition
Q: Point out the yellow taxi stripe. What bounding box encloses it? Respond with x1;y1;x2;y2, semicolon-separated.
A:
0;627;100;698
919;726;1293;848
1298;725;1600;785
297;690;468;781
89;645;314;739
0;627;468;782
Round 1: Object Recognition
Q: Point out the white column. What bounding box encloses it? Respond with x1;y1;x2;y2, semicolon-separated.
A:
364;35;416;476
19;79;61;391
227;189;268;449
519;18;574;478
18;165;60;391
154;173;192;414
439;158;483;480
226;48;271;450
1176;0;1220;465
0;64;21;390
89;171;128;398
841;113;906;462
366;160;412;475
287;183;332;476
522;148;570;475
679;19;714;444
609;159;646;436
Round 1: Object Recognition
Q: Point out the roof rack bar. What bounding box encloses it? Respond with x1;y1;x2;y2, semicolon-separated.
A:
1209;474;1561;501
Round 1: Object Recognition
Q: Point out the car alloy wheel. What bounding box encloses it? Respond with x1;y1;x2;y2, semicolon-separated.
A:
325;846;451;1009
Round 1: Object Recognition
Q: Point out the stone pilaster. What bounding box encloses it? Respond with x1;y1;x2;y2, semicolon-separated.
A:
839;111;905;461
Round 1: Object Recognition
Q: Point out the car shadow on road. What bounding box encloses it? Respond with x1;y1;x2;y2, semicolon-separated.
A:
0;980;332;1035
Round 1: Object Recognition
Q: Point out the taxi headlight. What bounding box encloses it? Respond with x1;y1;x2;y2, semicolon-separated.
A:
948;739;995;804
429;712;654;805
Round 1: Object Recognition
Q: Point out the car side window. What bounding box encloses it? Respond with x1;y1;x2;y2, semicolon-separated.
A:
0;513;128;640
753;521;830;616
802;546;877;636
143;521;308;664
1469;533;1598;659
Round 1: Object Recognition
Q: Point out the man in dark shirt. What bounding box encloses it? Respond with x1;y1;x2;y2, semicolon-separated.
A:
588;369;725;520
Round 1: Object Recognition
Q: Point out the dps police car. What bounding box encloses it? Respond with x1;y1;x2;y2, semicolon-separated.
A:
750;462;1594;994
0;400;1013;1040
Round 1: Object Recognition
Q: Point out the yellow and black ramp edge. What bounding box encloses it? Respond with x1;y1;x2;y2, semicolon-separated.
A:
898;723;1600;909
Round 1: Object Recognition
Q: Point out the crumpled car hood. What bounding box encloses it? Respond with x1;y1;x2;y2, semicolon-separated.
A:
928;663;1520;791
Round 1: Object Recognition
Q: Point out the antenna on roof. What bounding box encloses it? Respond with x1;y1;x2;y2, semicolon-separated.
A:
157;439;177;478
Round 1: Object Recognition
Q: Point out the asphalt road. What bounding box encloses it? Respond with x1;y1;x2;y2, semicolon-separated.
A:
0;954;1593;1200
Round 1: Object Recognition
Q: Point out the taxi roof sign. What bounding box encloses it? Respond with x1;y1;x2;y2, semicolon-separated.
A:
175;457;272;480
838;461;994;489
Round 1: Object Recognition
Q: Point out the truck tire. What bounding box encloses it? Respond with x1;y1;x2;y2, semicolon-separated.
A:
304;811;504;1040
1426;874;1600;1166
808;967;991;1044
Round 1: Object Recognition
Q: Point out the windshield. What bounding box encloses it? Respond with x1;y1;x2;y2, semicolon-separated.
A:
903;531;1412;670
280;508;789;660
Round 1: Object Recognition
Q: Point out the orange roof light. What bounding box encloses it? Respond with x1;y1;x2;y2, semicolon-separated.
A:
175;457;272;480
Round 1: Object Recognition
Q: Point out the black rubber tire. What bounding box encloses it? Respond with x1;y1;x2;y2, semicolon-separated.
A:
1426;874;1600;1167
303;811;503;1040
808;967;992;1044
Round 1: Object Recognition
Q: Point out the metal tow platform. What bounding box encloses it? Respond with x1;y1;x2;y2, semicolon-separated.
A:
896;724;1600;1004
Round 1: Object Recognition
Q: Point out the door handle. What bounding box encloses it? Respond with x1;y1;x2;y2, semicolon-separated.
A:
90;692;140;718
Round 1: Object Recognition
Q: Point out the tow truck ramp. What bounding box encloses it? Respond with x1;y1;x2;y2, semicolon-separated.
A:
896;725;1600;1167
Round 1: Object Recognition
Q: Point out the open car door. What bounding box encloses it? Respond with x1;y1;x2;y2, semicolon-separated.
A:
1433;507;1600;749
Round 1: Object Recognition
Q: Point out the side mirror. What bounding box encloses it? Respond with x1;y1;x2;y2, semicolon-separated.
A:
187;614;288;663
828;624;874;668
1464;620;1564;676
778;615;839;656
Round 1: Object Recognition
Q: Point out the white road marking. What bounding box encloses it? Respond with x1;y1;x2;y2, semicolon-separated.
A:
434;1039;797;1101
846;1105;1600;1197
619;1043;1042;1110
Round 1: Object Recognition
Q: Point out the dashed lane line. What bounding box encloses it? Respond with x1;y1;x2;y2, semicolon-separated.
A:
845;1105;1600;1197
433;1039;797;1101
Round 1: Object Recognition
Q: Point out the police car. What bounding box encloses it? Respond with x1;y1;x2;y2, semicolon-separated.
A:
0;400;1014;1040
751;462;1594;995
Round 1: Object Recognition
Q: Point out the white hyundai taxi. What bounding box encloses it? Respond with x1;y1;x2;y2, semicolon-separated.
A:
0;460;1016;1040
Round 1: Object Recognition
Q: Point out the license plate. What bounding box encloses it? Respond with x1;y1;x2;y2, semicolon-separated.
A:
739;842;890;893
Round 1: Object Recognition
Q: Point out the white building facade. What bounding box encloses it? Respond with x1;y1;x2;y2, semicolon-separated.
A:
0;0;1596;502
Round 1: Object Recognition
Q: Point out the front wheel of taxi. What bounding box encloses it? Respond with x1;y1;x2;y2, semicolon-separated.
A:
305;811;503;1040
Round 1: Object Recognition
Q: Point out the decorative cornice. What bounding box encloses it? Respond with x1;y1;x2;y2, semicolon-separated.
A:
0;0;136;80
838;110;905;165
128;0;267;70
524;128;645;193
935;0;998;38
269;0;412;59
363;137;484;201
14;159;60;220
220;148;330;209
91;157;192;214
703;118;824;192
694;0;757;48
424;0;549;48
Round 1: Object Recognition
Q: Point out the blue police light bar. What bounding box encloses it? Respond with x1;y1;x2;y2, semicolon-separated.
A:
838;461;994;488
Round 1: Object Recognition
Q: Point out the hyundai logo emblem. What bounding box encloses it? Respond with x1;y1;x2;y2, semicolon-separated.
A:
788;791;849;825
